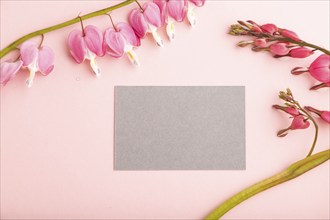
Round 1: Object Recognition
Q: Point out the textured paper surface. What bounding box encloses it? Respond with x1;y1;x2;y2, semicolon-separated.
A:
114;86;245;170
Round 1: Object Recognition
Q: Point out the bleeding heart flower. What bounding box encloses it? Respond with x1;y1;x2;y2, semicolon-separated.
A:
260;23;278;35
269;42;290;56
0;60;23;86
291;115;310;129
153;0;187;41
68;25;103;77
305;106;330;124
20;41;55;88
186;0;205;27
289;47;314;58
129;2;164;47
309;54;330;83
291;54;330;84
277;115;310;137
280;29;301;41
103;22;141;66
254;38;268;48
273;105;300;116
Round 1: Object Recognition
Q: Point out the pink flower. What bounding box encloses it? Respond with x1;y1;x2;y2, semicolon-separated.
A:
269;42;290;56
68;25;103;77
153;0;187;41
103;22;141;66
20;41;55;88
129;2;164;47
0;60;23;86
273;105;300;116
291;115;310;129
254;38;268;48
280;29;301;41
289;47;314;58
291;54;330;84
305;106;330;124
277;115;310;137
260;23;278;35
309;54;330;83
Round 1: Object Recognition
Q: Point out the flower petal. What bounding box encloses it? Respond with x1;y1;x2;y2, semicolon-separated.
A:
0;60;23;86
280;29;301;41
38;46;55;75
309;54;330;83
153;0;167;26
129;8;148;38
104;28;125;58
20;41;38;66
166;19;175;41
68;29;86;63
189;0;205;7
126;49;140;67
90;57;101;78
167;0;187;22
84;25;104;57
117;22;141;47
143;2;162;27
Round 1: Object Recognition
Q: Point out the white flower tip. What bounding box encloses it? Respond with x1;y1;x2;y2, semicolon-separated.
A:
170;33;175;42
127;50;140;67
25;79;33;88
157;39;164;48
93;68;101;78
166;22;175;42
190;20;197;28
90;59;101;78
187;7;197;28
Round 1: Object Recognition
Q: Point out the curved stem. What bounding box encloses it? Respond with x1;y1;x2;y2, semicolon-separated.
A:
205;149;330;220
295;102;319;157
0;0;135;59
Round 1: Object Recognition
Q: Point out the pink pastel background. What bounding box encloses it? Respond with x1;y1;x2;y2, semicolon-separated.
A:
1;1;329;219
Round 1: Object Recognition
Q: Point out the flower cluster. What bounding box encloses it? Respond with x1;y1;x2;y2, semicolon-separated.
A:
0;40;55;87
273;89;329;137
0;0;206;87
230;20;330;90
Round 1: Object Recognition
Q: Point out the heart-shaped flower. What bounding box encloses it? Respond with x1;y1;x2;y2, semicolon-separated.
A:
0;60;23;86
154;0;187;41
129;2;164;47
103;22;141;66
20;41;55;88
68;25;104;77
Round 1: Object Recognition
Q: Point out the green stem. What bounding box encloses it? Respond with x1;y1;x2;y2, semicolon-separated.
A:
205;149;330;220
294;102;319;157
0;0;135;59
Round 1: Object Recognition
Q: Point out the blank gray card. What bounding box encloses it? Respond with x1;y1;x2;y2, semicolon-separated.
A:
114;86;245;170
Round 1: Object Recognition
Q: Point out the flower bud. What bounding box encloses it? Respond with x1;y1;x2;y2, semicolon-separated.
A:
237;41;253;47
273;105;300;116
269;42;290;56
280;29;301;41
309;54;330;83
229;24;248;36
305;106;330;124
289;47;314;58
260;23;278;35
291;67;309;75
290;115;310;130
254;38;267;47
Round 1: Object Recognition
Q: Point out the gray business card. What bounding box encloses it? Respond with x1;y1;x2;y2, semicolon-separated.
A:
114;86;245;170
